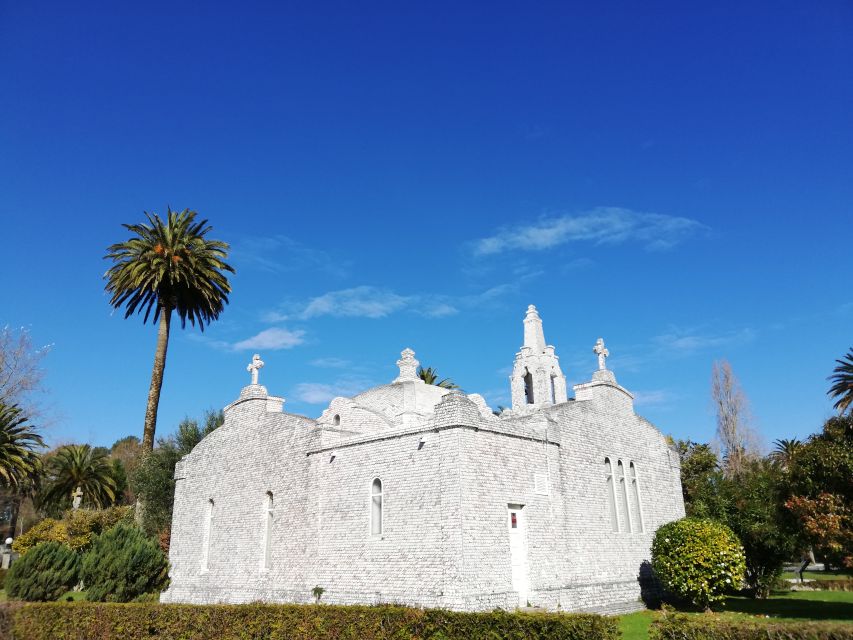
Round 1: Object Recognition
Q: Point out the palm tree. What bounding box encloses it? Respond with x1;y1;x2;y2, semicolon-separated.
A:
417;366;459;389
0;403;43;489
828;348;853;416
104;208;235;451
769;438;802;469
40;444;117;509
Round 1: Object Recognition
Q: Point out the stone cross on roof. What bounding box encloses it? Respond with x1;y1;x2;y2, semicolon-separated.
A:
396;348;419;382
593;338;609;371
247;353;265;385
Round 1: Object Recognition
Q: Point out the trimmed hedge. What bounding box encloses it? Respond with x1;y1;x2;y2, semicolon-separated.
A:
810;579;853;592
0;602;619;640
650;613;853;640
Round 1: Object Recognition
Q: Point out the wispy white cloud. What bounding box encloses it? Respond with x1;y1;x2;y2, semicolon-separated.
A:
633;389;678;409
652;327;755;356
231;327;306;351
268;283;520;321
471;207;707;256
301;287;411;319
309;357;353;369
291;377;374;404
230;235;350;277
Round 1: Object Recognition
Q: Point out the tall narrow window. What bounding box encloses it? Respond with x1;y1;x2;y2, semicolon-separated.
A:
550;375;557;404
262;492;274;569
524;370;534;404
629;462;644;533
617;460;632;533
604;458;618;532
371;478;383;536
201;498;214;571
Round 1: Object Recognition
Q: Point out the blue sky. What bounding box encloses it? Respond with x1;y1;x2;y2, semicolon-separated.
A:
1;1;851;449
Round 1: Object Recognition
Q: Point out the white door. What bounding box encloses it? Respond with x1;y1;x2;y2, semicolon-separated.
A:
507;504;529;607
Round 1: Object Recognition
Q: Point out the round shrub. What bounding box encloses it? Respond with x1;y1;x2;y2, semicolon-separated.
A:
6;541;80;601
651;517;746;610
81;523;169;602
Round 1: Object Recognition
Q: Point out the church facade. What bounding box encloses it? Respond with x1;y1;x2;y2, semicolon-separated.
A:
162;305;685;613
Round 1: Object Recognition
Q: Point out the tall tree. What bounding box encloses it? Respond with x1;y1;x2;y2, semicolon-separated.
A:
104;209;235;451
785;415;853;568
417;366;459;389
40;445;118;510
828;348;853;416
711;360;757;477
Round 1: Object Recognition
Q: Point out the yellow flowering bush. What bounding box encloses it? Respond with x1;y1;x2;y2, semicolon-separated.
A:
651;517;745;610
12;506;133;555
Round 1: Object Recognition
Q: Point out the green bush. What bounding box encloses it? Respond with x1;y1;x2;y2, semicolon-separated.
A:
650;613;853;640
81;523;169;602
5;542;80;602
652;518;746;610
4;602;619;640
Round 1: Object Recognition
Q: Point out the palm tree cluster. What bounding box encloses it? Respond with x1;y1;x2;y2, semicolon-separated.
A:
828;348;853;416
417;366;459;389
104;208;234;451
39;445;117;509
0;403;44;489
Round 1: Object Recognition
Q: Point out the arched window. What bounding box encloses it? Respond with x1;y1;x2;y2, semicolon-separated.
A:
262;492;274;569
550;374;557;404
333;414;341;426
202;498;214;571
604;458;618;532
617;460;632;533
524;370;534;404
629;462;644;533
371;478;383;536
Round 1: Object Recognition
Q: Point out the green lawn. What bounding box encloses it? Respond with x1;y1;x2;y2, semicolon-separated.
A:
619;590;853;640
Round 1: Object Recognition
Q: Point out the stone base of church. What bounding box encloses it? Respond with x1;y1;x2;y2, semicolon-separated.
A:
161;579;647;615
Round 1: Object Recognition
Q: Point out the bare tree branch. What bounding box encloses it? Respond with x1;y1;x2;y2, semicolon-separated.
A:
0;326;50;411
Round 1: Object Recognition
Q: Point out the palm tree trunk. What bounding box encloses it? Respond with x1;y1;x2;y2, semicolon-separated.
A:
142;306;172;452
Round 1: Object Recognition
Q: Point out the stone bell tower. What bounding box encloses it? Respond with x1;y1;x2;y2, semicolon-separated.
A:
510;305;568;410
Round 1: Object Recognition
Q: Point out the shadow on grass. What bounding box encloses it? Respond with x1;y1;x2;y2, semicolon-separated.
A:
721;593;853;621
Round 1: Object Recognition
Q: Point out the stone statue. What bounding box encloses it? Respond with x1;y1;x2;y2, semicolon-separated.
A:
72;486;83;510
247;353;265;385
593;338;609;371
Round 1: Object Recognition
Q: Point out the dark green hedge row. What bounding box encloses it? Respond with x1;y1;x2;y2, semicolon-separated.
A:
650;613;853;640
0;602;619;640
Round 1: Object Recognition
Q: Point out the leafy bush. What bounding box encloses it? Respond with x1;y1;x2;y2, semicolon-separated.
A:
12;506;132;555
81;523;169;602
4;602;619;640
650;613;853;640
652;518;746;610
11;518;66;555
5;542;80;602
65;505;133;551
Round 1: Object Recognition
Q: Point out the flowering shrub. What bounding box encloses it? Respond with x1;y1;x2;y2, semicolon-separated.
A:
12;507;132;555
652;517;745;610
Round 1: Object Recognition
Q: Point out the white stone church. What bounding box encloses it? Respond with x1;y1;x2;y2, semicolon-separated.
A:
162;305;685;613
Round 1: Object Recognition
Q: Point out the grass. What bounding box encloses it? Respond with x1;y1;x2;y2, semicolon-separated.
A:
619;590;853;640
781;569;853;582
